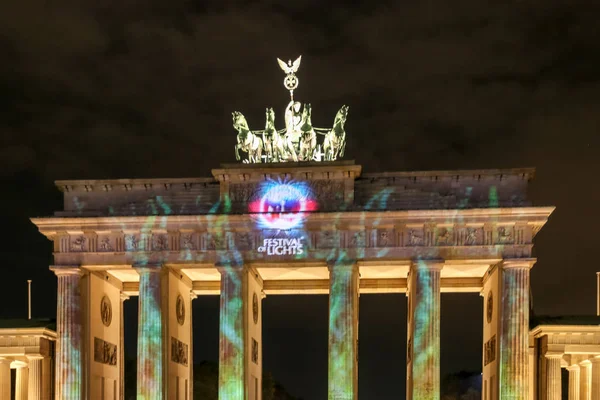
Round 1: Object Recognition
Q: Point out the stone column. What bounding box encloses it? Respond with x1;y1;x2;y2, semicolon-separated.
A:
407;260;443;400
51;267;83;400
218;264;245;400
499;259;535;399
568;364;581;400
119;293;129;400
27;356;43;400
136;265;165;400
15;365;29;400
592;356;600;400
328;262;359;400
545;354;562;400
190;291;197;400
581;360;592;400
0;358;10;400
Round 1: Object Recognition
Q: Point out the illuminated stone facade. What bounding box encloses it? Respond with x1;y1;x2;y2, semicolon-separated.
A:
530;317;600;400
0;320;56;399
31;161;554;399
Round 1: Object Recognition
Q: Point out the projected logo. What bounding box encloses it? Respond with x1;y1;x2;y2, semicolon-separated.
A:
248;180;317;230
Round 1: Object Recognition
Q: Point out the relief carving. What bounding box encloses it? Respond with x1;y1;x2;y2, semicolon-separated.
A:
497;227;514;244
436;228;453;246
207;234;226;250
465;228;479;245
349;231;366;248
318;231;339;248
235;232;254;250
124;235;138;251
378;230;391;247
181;234;196;250
70;236;86;252
407;230;424;246
171;337;188;366
94;337;117;366
153;234;169;251
98;237;113;252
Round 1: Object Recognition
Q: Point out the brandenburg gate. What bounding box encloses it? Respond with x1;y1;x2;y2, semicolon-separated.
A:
30;57;554;400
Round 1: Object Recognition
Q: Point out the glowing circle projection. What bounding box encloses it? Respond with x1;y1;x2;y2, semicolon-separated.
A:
248;180;317;230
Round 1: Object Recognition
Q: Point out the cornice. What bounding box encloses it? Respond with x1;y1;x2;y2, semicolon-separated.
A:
31;206;555;233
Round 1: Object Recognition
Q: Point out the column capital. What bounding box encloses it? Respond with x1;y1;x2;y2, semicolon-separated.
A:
0;358;10;366
591;356;600;365
410;259;444;270
545;352;564;359
327;260;357;272
25;355;43;361
120;293;130;302
50;266;83;276
133;263;163;271
568;364;581;371
190;290;198;300
216;263;245;275
580;359;592;366
502;258;537;270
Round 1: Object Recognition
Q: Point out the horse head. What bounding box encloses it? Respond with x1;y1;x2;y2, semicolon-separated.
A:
265;108;276;134
232;111;250;137
300;103;313;133
332;105;349;136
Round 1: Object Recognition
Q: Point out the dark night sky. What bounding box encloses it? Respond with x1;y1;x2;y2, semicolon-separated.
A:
1;0;600;398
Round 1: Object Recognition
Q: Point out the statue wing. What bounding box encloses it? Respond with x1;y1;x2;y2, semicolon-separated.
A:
291;56;302;73
277;58;291;74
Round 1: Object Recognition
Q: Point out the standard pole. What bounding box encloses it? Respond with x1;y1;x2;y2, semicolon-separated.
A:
27;280;32;320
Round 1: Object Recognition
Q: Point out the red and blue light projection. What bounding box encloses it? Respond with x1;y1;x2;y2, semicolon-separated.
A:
248;179;317;230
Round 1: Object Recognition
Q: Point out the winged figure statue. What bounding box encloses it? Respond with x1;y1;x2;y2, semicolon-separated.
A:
277;56;302;75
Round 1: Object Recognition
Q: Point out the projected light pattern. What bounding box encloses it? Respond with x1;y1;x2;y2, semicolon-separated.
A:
218;266;245;399
137;267;164;400
499;266;530;399
328;264;358;400
56;271;82;400
409;261;441;400
248;180;317;230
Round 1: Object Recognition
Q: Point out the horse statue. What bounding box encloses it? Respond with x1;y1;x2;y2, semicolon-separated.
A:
298;104;317;161
262;108;276;162
323;105;349;161
233;111;263;163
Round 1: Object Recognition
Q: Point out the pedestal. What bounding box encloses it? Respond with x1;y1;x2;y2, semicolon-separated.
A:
406;260;442;400
136;265;165;400
328;262;359;400
546;354;562;400
52;267;83;400
499;259;534;399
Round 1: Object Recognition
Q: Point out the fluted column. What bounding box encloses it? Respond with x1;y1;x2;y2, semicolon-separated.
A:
190;291;197;400
499;259;534;399
568;364;581;400
15;365;29;400
119;293;129;400
51;267;83;400
581;360;592;400
545;354;562;400
218;264;245;400
328;262;359;400
27;356;43;400
136;265;165;400
592;357;600;400
407;260;442;400
0;358;10;400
